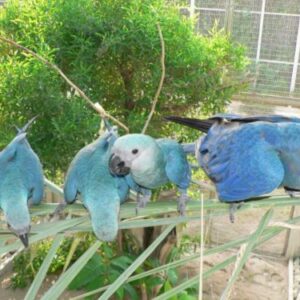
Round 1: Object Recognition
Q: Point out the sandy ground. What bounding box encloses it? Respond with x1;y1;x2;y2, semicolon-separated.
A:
179;251;288;300
0;274;83;300
178;204;292;299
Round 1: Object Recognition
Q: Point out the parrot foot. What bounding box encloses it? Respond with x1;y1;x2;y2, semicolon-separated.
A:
50;203;67;219
178;193;190;216
285;187;300;198
135;193;151;215
229;202;243;223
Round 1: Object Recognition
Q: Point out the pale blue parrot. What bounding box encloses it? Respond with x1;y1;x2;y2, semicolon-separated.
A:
63;128;130;241
166;114;300;221
108;134;191;215
0;117;44;247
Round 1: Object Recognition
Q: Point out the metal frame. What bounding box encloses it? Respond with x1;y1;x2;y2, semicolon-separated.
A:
194;1;300;98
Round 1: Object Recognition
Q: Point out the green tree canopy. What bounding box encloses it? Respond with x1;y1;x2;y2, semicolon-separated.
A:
0;0;248;175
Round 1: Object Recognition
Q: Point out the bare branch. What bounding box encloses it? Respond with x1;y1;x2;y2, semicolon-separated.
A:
0;35;129;133
141;23;166;134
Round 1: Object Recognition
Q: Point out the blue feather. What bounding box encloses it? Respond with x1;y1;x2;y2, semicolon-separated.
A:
64;132;129;241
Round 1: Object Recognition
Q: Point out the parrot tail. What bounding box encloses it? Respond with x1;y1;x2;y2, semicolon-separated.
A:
164;116;213;133
15;116;38;134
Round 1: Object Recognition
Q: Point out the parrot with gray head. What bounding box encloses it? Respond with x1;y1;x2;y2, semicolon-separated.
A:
0;117;44;247
109;134;191;215
63;122;130;241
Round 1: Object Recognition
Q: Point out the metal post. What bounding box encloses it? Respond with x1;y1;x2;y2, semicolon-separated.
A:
290;16;300;93
253;0;266;88
224;0;234;34
288;258;293;300
190;0;195;18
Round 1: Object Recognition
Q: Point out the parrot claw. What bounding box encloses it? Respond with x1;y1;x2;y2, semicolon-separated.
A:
135;193;151;215
229;202;243;223
178;191;189;216
50;203;67;219
285;188;300;198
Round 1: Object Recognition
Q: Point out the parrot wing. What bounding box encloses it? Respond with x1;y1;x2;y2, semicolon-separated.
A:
24;156;44;205
64;160;79;204
165;150;191;189
64;132;115;203
115;176;130;203
157;139;191;189
201;128;285;202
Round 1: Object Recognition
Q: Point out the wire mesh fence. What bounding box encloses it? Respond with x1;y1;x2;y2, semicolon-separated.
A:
188;0;300;99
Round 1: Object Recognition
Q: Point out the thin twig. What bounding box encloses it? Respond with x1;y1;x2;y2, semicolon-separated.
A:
0;35;129;133
142;23;165;134
198;193;204;300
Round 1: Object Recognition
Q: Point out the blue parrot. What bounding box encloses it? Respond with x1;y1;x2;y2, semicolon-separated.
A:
0;117;44;247
63;128;130;241
108;134;191;215
166;114;300;221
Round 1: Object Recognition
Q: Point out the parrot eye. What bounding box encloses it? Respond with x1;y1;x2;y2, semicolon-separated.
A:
200;149;208;155
132;149;139;154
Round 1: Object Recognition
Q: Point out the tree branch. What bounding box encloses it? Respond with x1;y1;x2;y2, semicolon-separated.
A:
141;23;165;134
0;35;129;133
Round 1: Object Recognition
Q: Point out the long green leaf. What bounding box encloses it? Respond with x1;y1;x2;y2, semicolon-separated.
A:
41;241;101;300
153;255;237;300
71;254;201;300
71;213;300;300
152;209;279;300
24;234;64;300
98;224;175;300
0;217;87;255
220;208;274;300
63;237;81;272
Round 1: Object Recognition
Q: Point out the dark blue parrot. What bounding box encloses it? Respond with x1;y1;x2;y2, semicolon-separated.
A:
0;117;44;247
108;134;191;215
166;114;300;221
63;126;130;241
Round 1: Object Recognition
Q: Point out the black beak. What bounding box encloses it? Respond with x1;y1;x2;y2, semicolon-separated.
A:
109;154;130;176
19;233;29;248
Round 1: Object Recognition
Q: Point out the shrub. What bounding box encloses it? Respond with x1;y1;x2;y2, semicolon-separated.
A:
0;0;248;176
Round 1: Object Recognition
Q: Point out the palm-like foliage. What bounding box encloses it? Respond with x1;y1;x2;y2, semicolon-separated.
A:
1;178;299;299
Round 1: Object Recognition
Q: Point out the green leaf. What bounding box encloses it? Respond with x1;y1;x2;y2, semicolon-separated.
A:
63;237;81;272
41;241;101;300
98;224;175;300
70;212;300;300
0;217;87;255
24;234;64;300
124;283;139;300
163;280;177;300
220;208;274;300
68;254;103;290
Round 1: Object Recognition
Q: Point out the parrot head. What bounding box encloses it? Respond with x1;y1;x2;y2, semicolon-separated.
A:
109;134;159;176
2;199;31;247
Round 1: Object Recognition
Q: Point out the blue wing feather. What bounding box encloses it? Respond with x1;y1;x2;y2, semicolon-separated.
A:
158;139;191;189
200;123;285;202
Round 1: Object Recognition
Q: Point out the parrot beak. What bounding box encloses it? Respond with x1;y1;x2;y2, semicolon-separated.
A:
8;223;30;248
19;233;29;248
109;154;130;176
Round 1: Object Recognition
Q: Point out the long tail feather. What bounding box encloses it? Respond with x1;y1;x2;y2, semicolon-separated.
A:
165;116;213;133
15;116;38;134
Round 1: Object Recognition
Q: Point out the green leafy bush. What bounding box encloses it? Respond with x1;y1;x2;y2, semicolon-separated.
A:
11;234;95;288
11;231;198;299
0;0;248;176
